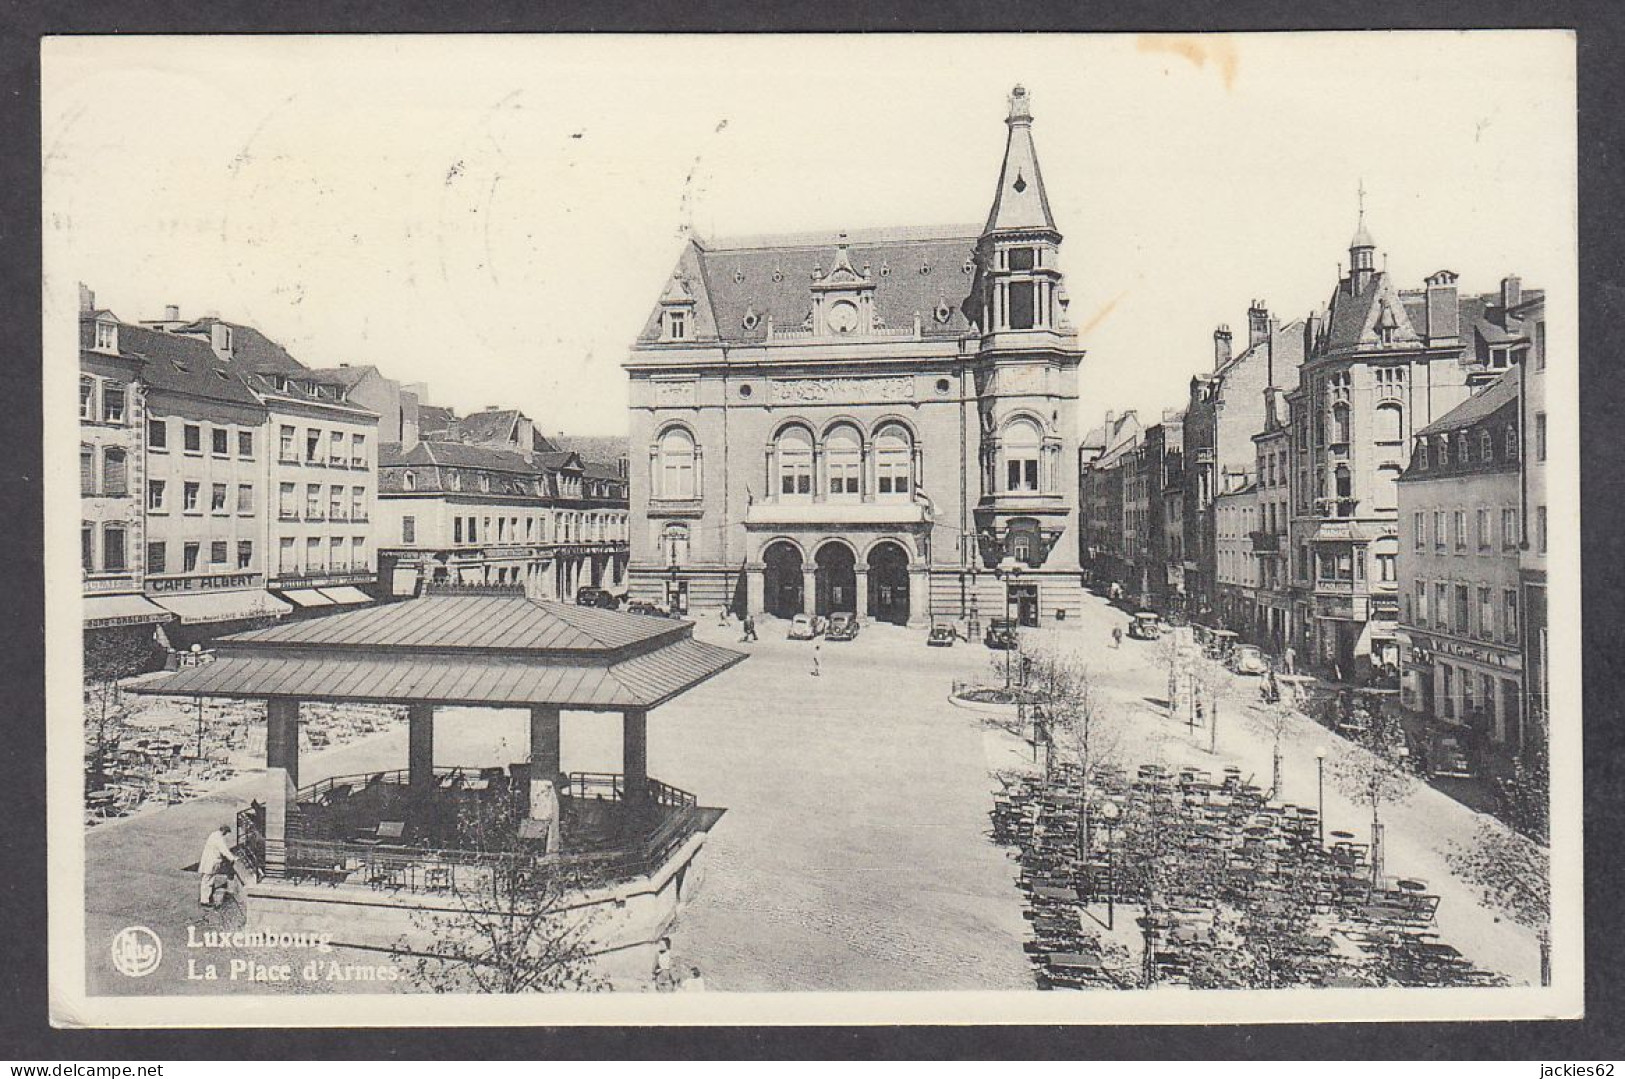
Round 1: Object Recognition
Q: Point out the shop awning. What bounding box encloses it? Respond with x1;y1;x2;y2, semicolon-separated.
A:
317;586;373;605
150;590;293;625
279;589;335;608
83;593;174;630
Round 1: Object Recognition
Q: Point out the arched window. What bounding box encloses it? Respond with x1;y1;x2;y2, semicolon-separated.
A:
874;423;913;498
1334;464;1352;501
1374;402;1403;444
1480;429;1493;461
1374;463;1402;511
1331;402;1351;445
1003;418;1042;493
658;427;697;499
101;447;127;497
403;471;416;491
660;523;690;566
776;426;814;499
825;425;861;499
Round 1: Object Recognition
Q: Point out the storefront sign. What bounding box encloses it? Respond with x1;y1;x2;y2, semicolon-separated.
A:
146;572;264;594
1407;633;1520;671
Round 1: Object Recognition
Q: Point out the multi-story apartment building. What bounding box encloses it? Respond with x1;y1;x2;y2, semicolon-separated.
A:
125;322;284;646
1516;294;1549;740
79;291;174;662
626;87;1088;627
1159;418;1187;617
1214;478;1259;633
1397;370;1525;747
1184;305;1305;624
374;440;629;602
257;372;380;608
1287;214;1536;681
1250;389;1294;650
1079;411;1141;589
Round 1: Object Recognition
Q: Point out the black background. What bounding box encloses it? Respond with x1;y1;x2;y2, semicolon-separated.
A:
2;0;1621;1060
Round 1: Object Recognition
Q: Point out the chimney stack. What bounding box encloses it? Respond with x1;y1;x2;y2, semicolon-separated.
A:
1247;301;1272;349
209;321;233;359
1104;410;1115;438
1303;313;1322;360
164;304;180;321
79;284;95;314
1213;324;1233;369
1501;274;1522;310
1424;270;1460;343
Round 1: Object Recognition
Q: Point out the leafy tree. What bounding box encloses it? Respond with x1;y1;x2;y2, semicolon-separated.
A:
83;626;159;790
396;799;604;993
1326;699;1418;883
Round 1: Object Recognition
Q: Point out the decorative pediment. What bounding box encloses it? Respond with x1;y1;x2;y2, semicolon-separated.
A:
659;272;696;307
811;233;876;293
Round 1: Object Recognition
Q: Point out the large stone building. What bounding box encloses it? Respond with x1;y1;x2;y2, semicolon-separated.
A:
1287;214;1537;681
1183;304;1305;624
1250;389;1294;650
1515;294;1548;741
1078;410;1140;588
625;86;1087;627
1397;370;1525;747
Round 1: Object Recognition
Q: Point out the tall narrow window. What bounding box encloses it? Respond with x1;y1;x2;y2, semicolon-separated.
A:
825;426;861;498
1007;282;1035;330
658;427;697;499
101;383;126;424
103;524;127;572
1374;402;1403;444
1331;403;1351;445
79;377;95;421
776;426;814;499
1003;418;1042;493
80;445;95;496
875;424;913;497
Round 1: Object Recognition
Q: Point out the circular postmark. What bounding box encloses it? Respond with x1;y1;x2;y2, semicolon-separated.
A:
110;925;162;978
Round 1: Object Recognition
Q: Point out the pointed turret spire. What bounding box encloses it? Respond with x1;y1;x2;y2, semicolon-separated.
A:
1348;179;1377;289
983;84;1058;237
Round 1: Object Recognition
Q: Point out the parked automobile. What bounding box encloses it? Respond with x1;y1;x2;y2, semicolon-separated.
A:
1425;731;1475;780
1228;644;1268;676
787;613;817;640
1126;612;1162;641
626;601;669;618
575;588;620;610
927;622;957;647
826;612;860;641
984;618;1019;650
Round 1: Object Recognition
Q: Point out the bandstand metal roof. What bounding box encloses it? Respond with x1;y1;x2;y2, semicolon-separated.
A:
131;590;748;710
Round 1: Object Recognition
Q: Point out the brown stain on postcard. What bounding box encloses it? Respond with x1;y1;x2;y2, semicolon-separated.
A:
1136;35;1240;92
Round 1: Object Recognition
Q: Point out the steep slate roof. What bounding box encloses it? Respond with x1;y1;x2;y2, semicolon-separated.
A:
302;365;377;390
418;405;457;436
90;320;265;408
983;86;1058;235
175;317;309;376
551;434;628;466
636;226;983;346
130;594;747;709
1415;367;1521;437
439;409;560;454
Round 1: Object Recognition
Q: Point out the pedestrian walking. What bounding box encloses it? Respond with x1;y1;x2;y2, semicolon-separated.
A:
810;643;821;677
741;614;758;642
1283;646;1296;675
717;607;729;627
652;936;675;991
1112;626;1123;649
197;823;237;907
680;965;707;991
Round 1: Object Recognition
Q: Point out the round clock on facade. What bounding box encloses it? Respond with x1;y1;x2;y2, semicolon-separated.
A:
827;300;859;334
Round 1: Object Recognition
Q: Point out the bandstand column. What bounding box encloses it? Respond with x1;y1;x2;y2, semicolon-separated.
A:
855;565;871;617
907;567;929;628
266;697;300;788
408;702;435;797
622;708;649;809
801;566;817;615
529;704;562;778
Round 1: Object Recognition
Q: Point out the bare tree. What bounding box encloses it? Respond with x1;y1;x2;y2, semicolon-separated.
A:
83;627;157;790
396;799;604;993
1326;702;1419;883
1448;737;1551;985
1244;700;1297;801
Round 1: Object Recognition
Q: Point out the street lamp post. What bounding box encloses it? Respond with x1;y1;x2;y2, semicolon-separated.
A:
1315;746;1327;847
1100;798;1121;931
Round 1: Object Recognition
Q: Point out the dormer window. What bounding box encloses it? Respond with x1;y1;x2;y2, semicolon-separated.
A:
403;471;416;491
665;309;688;341
94;320;118;353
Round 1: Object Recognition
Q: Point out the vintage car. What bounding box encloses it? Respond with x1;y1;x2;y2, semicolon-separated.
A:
984;618;1019;650
787;613;817;640
626;601;669;618
574;587;620;610
927;622;958;647
1228;644;1269;676
1126;612;1163;641
1425;730;1476;780
825;612;860;641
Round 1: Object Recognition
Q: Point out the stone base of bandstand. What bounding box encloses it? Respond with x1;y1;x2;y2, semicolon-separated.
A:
243;832;710;988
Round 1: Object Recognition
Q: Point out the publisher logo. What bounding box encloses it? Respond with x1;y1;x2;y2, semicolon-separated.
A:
110;925;162;977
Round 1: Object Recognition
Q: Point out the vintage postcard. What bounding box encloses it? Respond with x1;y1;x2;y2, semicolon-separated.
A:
43;31;1581;1026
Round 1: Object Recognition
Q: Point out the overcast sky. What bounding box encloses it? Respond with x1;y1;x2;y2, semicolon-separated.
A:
43;32;1575;438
